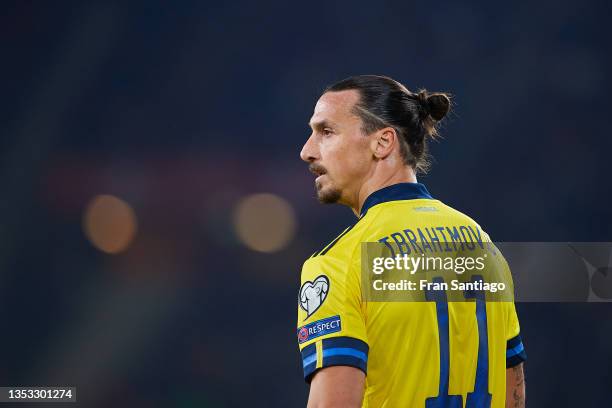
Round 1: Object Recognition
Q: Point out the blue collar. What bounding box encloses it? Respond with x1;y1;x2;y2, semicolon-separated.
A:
359;182;433;217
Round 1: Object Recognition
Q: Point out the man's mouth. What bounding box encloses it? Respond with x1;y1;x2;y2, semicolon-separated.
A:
309;164;327;178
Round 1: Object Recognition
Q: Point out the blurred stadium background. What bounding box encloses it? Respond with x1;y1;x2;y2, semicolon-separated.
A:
1;1;611;407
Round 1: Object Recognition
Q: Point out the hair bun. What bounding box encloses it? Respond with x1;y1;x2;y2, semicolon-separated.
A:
415;90;450;122
426;93;451;121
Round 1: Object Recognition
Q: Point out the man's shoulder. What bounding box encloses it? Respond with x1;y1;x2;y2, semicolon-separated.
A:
306;218;368;262
305;199;492;263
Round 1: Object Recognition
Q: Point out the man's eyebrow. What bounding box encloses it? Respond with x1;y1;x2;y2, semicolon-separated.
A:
308;120;337;130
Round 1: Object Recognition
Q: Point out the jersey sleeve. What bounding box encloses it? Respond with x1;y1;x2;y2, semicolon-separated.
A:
506;302;527;368
498;250;527;368
296;253;368;383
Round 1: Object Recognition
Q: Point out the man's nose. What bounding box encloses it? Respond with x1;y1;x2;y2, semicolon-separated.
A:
300;135;318;163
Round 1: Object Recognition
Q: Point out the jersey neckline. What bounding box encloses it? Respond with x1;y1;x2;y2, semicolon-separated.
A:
359;182;433;218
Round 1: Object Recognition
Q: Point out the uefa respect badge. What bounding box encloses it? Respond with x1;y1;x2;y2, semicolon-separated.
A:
297;315;341;344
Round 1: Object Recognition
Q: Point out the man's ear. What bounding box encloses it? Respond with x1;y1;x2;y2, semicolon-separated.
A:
372;127;397;159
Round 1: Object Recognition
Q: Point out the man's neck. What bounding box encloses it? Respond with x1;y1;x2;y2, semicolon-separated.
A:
350;166;417;217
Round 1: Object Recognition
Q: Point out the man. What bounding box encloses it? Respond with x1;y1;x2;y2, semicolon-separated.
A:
297;75;526;407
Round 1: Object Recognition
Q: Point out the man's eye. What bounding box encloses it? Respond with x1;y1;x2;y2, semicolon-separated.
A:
322;128;334;136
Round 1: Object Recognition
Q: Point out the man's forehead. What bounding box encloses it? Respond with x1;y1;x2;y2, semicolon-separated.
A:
309;90;360;126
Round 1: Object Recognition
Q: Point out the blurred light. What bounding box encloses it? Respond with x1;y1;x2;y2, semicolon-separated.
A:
233;193;296;253
83;194;137;254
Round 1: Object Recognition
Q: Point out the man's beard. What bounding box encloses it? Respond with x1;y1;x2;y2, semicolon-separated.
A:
316;181;341;204
309;163;341;204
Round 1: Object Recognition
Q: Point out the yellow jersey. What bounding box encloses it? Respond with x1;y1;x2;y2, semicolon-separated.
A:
297;182;526;408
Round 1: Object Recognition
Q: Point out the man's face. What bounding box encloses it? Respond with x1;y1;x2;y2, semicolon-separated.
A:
300;90;373;205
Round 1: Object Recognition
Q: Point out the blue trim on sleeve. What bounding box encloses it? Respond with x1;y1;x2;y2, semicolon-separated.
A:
301;343;316;359
322;347;367;361
303;353;317;367
506;334;527;368
507;334;523;349
506;342;524;358
323;354;368;374
299;337;369;383
323;336;369;353
300;343;317;381
321;337;369;374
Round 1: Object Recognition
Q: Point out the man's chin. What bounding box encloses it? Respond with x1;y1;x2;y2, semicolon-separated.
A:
316;185;342;204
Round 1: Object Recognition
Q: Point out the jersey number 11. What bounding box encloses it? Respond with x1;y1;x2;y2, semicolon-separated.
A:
424;275;492;408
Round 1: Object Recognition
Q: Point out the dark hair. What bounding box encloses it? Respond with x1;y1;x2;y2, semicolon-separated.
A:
325;75;451;173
